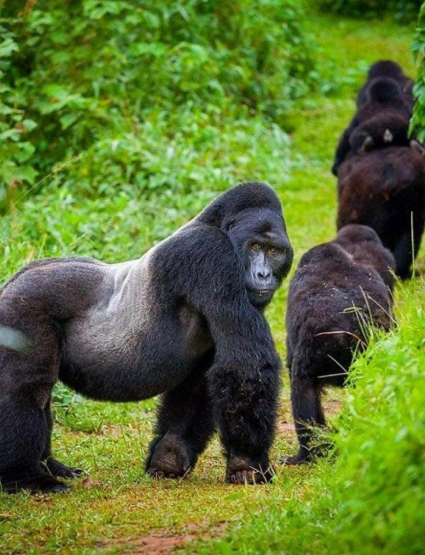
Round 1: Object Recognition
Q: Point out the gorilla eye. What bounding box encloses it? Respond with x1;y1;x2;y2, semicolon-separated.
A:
250;243;263;252
268;247;281;256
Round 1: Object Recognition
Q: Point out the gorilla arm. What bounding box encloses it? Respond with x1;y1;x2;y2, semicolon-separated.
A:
332;117;359;176
162;227;281;483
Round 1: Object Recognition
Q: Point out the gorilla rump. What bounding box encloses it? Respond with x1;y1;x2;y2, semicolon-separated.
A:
332;60;414;176
0;182;293;494
337;144;425;278
282;225;395;465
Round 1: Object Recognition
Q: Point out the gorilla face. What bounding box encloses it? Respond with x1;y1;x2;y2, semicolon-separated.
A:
227;207;293;308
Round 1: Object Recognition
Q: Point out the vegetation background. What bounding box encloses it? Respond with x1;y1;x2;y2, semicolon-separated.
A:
1;0;425;552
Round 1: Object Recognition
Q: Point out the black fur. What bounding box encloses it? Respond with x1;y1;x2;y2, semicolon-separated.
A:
337;144;425;278
348;112;411;154
282;225;395;465
332;60;414;176
356;60;413;106
0;182;293;493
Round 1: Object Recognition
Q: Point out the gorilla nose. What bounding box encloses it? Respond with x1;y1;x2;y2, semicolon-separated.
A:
257;268;271;280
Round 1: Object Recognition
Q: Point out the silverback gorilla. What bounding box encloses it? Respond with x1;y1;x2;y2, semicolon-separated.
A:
282;225;395;464
332;60;414;176
337;144;425;278
0;182;293;494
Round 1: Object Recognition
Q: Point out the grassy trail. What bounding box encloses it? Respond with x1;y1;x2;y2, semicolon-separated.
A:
0;9;419;555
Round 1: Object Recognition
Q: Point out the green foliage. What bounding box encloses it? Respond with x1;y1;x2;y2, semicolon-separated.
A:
411;2;425;140
326;300;425;552
316;0;422;21
0;0;315;207
0;22;38;210
0;113;292;275
61;109;291;199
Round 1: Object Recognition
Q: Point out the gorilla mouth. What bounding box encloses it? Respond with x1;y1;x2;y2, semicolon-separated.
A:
248;288;274;300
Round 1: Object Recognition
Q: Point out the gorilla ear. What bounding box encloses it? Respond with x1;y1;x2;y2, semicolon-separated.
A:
361;136;375;152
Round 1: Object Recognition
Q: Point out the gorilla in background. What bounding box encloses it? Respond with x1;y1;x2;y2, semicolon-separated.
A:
332;60;414;176
356;60;413;107
0;182;293;494
282;225;395;465
337;143;425;278
348;112;411;155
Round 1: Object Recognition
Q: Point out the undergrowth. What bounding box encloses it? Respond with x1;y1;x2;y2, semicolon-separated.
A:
0;0;315;207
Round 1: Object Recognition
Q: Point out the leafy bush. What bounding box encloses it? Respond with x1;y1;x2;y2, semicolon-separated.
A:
0;22;38;210
0;0;316;205
0;113;292;275
316;0;422;21
60;108;291;199
411;3;425;140
324;311;425;552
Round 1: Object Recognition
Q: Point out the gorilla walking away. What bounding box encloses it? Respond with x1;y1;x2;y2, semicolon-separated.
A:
0;182;293;493
337;144;425;278
332;60;414;176
282;225;395;465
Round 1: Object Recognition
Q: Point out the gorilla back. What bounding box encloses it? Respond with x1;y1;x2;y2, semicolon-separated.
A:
283;225;395;465
337;145;425;278
0;182;293;493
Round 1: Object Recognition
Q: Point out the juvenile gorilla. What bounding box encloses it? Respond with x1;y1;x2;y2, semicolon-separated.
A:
337;144;425;278
348;112;411;155
332;60;414;176
282;225;395;465
0;182;293;494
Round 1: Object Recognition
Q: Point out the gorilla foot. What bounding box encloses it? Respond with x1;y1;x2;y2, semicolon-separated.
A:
281;439;334;465
279;453;310;466
146;433;192;479
42;457;84;479
226;455;275;484
1;472;70;494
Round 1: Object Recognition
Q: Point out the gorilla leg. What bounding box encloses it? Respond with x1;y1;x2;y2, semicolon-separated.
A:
209;352;279;484
41;399;83;479
283;376;325;465
0;312;73;493
392;230;414;279
0;393;68;493
146;356;215;479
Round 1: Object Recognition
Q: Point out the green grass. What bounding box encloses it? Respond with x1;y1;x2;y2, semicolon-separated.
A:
0;4;423;554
